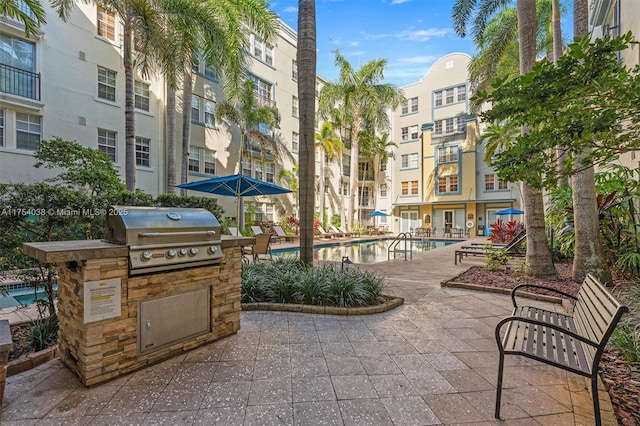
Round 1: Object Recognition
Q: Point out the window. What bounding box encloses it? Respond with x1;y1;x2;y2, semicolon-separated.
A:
401;100;409;115
134;81;149;111
486;174;508;190
98;129;117;161
410;97;418;113
434;91;443;106
457;85;466;102
485;174;495;191
457;117;466;132
292;96;299;117
135;137;150;167
438;176;458;193
97;6;116;41
340;181;349;196
265;163;275;183
264;44;273;66
204;150;215;174
265;204;274;222
380;160;387;172
292;60;298;81
401;127;409;141
254;161;263;180
188;147;200;172
401;153;418;169
342;154;350;176
445;118;454;134
410;125;419;140
98;67;116;102
258;122;271;135
401;180;419;196
445;88;454;104
16;112;41;151
434;121;442;136
0;109;4;147
242;159;251;176
380;183;387;197
324;177;330;193
292;132;299;153
248;75;273;106
253;36;263;58
204;100;215;126
191;96;201;122
0;33;35;72
438;146;458;163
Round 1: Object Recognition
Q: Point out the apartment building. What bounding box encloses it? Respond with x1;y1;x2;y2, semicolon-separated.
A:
589;0;640;171
390;53;522;236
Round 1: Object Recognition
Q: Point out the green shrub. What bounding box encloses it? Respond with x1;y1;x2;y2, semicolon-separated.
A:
29;314;59;352
612;322;640;363
484;247;509;271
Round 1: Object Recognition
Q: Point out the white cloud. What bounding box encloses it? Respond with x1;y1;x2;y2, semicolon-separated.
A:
282;6;297;13
390;0;412;4
348;41;359;47
363;27;449;42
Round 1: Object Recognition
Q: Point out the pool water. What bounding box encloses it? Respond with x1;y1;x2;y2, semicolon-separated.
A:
272;238;456;264
0;286;58;309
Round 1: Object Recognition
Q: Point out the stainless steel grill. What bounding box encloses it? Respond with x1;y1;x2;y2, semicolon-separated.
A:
104;206;223;275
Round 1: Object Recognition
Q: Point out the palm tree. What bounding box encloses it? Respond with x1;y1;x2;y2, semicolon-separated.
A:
297;0;317;266
570;0;611;284
318;51;404;231
1;0;46;37
215;79;280;229
358;131;396;219
277;164;299;217
314;122;344;222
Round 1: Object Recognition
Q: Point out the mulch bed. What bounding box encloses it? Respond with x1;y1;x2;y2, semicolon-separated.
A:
453;262;640;425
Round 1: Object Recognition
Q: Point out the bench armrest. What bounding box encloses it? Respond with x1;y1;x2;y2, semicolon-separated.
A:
510;283;578;308
495;316;600;349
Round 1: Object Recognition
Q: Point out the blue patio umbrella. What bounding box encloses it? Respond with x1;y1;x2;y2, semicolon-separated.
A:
367;210;389;217
177;174;292;229
495;207;524;215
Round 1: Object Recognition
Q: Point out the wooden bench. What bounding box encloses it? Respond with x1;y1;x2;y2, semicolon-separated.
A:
494;274;628;425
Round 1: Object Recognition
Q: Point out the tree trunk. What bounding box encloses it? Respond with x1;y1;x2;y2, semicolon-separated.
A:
571;0;611;284
166;87;177;194
297;0;316;266
348;127;359;231
552;0;568;188
518;0;557;279
180;66;193;196
123;22;136;192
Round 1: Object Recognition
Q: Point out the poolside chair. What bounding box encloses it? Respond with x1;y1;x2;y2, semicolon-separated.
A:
461;229;526;250
251;225;263;235
316;226;336;239
272;225;298;242
454;230;527;265
243;233;273;262
328;224;350;238
338;225;359;237
228;227;240;236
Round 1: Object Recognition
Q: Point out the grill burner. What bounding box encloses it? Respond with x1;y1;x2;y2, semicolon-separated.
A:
104;206;223;275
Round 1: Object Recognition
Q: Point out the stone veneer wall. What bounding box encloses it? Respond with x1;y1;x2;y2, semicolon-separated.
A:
57;247;242;386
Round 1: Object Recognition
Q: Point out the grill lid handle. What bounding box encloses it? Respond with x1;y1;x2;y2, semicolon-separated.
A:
138;230;217;238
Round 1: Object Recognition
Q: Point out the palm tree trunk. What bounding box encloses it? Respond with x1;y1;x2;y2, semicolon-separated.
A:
180;66;193;196
571;0;611;284
518;0;556;279
348;128;359;231
297;0;317;266
123;21;136;192
552;0;568;188
167;87;177;194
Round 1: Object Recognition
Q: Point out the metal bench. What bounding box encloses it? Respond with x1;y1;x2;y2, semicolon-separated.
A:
494;274;628;425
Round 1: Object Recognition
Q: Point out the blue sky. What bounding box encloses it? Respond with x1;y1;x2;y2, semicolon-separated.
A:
272;0;574;87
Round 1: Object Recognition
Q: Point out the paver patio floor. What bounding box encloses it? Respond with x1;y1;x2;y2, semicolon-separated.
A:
2;239;615;425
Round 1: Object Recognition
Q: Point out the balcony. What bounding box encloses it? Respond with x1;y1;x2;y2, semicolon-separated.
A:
253;94;276;109
0;63;40;100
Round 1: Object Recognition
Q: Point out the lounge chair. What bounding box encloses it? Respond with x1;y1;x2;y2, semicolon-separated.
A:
338;225;360;237
328;224;351;237
228;226;240;236
316;225;337;239
414;227;431;238
461;229;526;250
242;233;273;262
454;231;526;265
272;225;298;242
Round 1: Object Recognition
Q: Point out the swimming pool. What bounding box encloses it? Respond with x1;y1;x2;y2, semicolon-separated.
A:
0;285;58;309
272;238;457;264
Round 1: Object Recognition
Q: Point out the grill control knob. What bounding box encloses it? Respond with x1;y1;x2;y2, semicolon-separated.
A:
141;250;153;261
166;249;177;258
188;247;198;256
208;245;218;255
178;248;188;257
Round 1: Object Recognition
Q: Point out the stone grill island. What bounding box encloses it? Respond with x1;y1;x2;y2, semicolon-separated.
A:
23;207;252;386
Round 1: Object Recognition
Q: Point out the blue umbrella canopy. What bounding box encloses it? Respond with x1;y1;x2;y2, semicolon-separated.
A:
367;210;389;217
177;174;292;229
495;207;524;215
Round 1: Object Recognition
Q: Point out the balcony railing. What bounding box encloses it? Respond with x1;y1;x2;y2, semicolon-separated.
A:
253;94;276;108
0;64;41;100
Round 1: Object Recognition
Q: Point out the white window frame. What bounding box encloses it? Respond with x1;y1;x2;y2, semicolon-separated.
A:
0;109;4;147
410;125;419;140
188;147;200;172
445;88;454;104
265;162;275;183
457;85;466;102
292;60;298;81
204;99;215;127
401;100;409;115
380;183;387;197
98;66;116;102
135;137;150;167
401;127;409;141
16;112;41;151
410;96;418;113
134;81;150;111
434;91;443;106
97;6;116;41
292;132;299;153
264;44;273;66
204;150;215;174
485;174;495;191
434;121;442;135
292;96;299;117
98;128;117;162
191;95;201;122
438;146;458;164
401;153;418;169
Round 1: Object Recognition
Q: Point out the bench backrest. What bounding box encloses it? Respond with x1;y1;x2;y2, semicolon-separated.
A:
504;229;527;252
572;274;628;362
